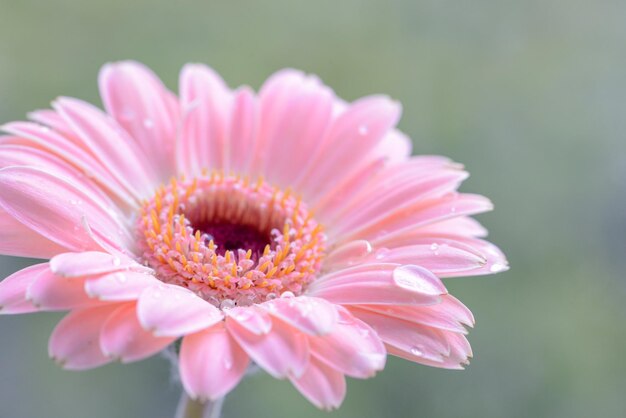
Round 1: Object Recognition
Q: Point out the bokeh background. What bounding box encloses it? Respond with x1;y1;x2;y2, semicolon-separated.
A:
1;1;625;417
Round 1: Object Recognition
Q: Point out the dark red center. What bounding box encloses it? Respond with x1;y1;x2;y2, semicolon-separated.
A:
192;220;271;256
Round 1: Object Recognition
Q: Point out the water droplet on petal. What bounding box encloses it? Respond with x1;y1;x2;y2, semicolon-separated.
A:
220;298;235;310
375;248;390;260
280;291;295;298
112;257;121;267
143;118;154;129
392;265;443;294
116;273;127;283
266;293;277;301
410;346;424;356
490;263;507;273
223;358;233;370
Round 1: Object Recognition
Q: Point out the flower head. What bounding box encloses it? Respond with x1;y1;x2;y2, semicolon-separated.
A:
0;62;507;410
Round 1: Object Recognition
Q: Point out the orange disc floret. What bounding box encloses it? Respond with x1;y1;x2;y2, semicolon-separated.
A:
136;172;326;307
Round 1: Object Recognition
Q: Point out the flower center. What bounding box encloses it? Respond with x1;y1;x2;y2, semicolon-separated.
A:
136;172;326;308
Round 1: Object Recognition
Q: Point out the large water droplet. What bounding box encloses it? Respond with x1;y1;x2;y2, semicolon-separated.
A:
280;291;295;298
392;265;442;294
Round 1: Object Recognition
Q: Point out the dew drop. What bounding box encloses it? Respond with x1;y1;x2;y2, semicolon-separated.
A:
112;257;121;267
375;248;390;260
280;291;295;298
236;296;253;307
220;299;235;310
224;359;233;370
116;273;127;284
392;265;441;294
410;346;424;356
266;293;277;301
490;263;507;273
231;308;253;321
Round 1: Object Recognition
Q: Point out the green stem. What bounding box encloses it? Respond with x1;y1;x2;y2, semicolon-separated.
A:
175;392;224;418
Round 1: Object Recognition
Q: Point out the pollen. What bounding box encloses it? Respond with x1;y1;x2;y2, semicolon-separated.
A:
136;173;326;307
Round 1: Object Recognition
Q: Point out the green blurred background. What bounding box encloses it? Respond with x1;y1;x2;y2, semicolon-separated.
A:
1;1;625;417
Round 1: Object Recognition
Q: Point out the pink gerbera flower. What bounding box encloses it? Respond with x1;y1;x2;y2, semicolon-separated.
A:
0;62;507;412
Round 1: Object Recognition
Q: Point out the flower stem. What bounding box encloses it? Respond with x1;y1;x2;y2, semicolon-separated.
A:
175;392;224;418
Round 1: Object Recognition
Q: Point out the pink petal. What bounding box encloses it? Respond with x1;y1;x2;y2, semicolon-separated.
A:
48;305;118;370
99;61;179;179
226;313;309;379
330;169;469;234
370;244;487;277
375;234;508;278
289;356;346;411
50;251;148;278
100;303;175;362
85;271;160;302
443;237;509;276
297;95;401;201
0;166;131;253
27;109;77;138
355;294;474;334
224;306;272;335
0;263;47;314
26;268;97;311
260;296;338;336
309;307;386;378
340;193;493;244
228;87;258;175
254;70;334;186
0;141;132;227
373;129;412;164
178;64;232;175
137;284;223;337
53;97;156;197
324;157;464;222
1;122;137;208
180;324;250;401
350;307;452;363
307;264;446;305
323;240;373;270
386;331;472;370
412;216;488;238
0;208;68;258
